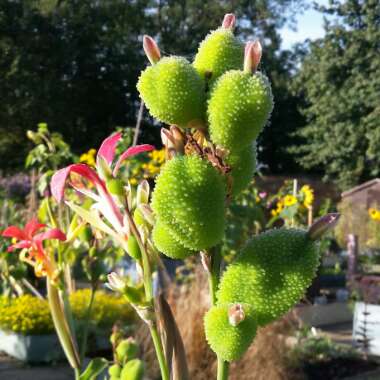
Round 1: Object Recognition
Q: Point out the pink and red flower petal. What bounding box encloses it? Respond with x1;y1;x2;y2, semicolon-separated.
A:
97;132;122;165
113;144;155;176
51;164;106;203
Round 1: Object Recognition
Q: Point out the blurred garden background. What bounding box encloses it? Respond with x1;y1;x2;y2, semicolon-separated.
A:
0;0;379;379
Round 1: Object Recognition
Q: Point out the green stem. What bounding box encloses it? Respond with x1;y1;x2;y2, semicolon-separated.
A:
74;368;80;380
124;203;169;379
217;358;230;380
149;323;170;380
208;246;230;380
80;285;97;362
47;279;80;370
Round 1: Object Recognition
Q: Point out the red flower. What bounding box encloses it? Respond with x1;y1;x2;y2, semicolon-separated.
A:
2;218;66;280
50;133;154;248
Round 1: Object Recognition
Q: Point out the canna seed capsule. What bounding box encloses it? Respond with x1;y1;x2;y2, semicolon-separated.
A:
193;25;244;86
204;303;257;362
152;221;196;259
217;228;320;326
137;56;205;126
151;155;226;251
208;70;273;152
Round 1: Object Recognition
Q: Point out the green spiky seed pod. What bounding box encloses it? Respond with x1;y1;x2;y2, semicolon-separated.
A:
116;339;138;363
227;143;256;196
137;56;205;126
108;364;122;377
217;228;320;326
151;155;226;251
120;359;145;380
208;70;273;152
193;28;244;85
152;221;196;259
204;304;257;362
127;234;141;260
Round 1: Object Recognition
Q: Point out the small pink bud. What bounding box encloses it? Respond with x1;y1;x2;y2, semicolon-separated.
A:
222;13;236;30
244;40;262;74
143;35;161;65
228;304;245;326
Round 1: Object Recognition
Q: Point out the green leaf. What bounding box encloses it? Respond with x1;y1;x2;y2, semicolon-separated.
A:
79;358;108;380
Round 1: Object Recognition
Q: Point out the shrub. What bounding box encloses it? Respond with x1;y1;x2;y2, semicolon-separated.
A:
0;290;134;335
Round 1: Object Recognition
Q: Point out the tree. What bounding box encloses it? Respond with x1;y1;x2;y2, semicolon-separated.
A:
0;0;306;172
291;0;380;190
0;0;153;169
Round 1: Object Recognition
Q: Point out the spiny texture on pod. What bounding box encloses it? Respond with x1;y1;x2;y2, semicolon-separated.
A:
152;221;196;259
227;143;257;196
151;155;226;251
208;70;273;152
204;304;257;362
120;359;144;380
217;228;320;326
137;56;205;126
193;28;244;85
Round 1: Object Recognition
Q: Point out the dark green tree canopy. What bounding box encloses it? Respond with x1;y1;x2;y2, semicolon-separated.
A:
292;0;380;190
1;0;305;172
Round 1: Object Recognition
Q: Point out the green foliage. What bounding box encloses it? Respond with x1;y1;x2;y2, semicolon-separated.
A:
208;71;273;152
217;228;320;326
0;0;306;173
151;155;226;252
291;0;380;189
137;56;205;126
0;295;54;335
26;123;75;194
0;0;152;168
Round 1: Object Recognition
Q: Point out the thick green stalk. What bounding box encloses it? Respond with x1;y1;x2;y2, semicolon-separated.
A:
208;247;230;380
217;358;230;380
46;279;80;371
149;323;170;380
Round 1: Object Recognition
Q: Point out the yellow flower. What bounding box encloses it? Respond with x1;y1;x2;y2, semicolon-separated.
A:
301;185;314;208
369;208;380;221
130;178;138;185
79;148;97;167
272;200;284;216
283;194;297;207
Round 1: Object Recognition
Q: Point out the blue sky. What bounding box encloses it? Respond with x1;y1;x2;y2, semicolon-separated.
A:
280;0;329;49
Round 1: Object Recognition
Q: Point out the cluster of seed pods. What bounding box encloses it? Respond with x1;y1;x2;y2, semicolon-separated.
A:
137;14;333;362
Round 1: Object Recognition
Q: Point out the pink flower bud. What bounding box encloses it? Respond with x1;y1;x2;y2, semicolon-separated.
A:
244;40;262;74
143;35;161;65
222;13;236;30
